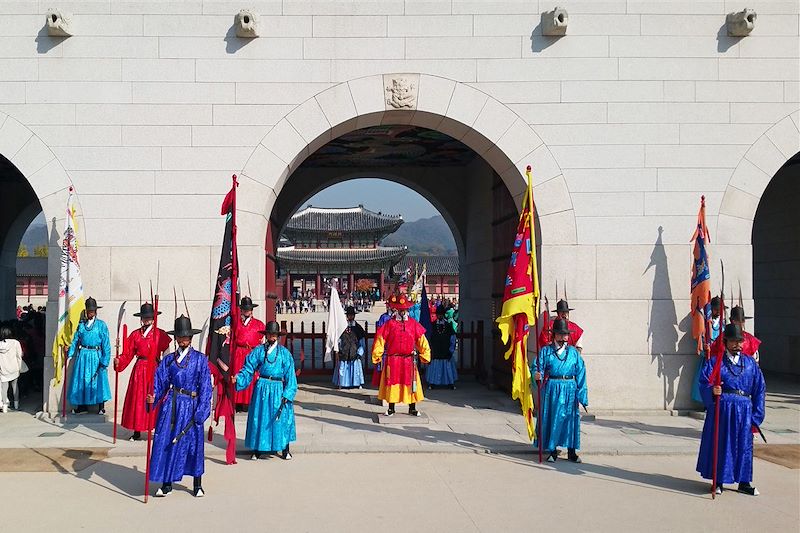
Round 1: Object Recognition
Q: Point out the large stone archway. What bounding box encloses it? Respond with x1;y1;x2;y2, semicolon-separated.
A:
714;111;799;376
235;74;573;384
0;111;80;412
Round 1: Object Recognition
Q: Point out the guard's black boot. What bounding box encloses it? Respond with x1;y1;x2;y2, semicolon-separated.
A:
738;482;758;496
193;476;204;497
281;446;293;460
129;431;141;441
408;402;420;417
155;483;172;497
568;448;582;463
385;403;395;416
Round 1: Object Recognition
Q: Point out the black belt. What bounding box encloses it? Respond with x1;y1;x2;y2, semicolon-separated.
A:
722;388;750;397
259;375;283;382
80;345;102;350
549;375;575;380
136;356;148;360
171;386;198;398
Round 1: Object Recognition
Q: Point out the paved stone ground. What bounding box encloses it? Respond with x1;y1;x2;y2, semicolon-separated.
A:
1;378;797;459
0;453;797;532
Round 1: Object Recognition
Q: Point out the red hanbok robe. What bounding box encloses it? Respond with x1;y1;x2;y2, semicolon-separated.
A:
117;326;171;431
537;319;584;349
710;330;761;360
371;317;431;404
232;316;265;404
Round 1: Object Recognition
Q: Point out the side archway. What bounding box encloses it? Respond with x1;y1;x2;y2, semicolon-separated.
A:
0;111;80;412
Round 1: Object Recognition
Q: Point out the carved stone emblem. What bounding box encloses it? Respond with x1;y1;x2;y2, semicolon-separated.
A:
384;74;419;110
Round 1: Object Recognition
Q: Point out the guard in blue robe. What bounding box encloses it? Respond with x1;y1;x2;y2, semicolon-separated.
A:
333;306;366;388
148;315;212;498
67;297;112;414
692;297;722;404
235;321;297;460
696;323;766;496
426;306;458;389
532;318;588;463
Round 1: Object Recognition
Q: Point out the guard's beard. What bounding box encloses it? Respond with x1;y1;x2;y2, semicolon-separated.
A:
267;338;277;345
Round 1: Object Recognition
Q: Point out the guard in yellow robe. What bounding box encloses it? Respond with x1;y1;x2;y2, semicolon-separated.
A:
372;292;431;416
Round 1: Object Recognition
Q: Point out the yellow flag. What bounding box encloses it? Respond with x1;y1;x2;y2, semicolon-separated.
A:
495;166;539;440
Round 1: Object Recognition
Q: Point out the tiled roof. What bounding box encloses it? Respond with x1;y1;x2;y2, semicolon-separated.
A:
401;255;459;276
285;205;403;234
16;256;48;277
277;246;408;265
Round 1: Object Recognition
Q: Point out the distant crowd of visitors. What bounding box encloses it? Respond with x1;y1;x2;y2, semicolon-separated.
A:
0;305;46;412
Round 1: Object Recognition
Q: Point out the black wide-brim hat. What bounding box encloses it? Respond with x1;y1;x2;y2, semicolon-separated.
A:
167;314;202;337
239;296;259;310
556;299;573;312
729;306;752;321
133;302;161;318
260;320;286;336
551;318;571;336
85;297;102;311
724;323;744;341
345;306;356;315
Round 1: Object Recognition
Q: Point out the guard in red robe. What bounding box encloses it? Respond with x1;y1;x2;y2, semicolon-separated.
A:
114;302;171;441
710;306;761;363
538;299;584;352
232;296;265;412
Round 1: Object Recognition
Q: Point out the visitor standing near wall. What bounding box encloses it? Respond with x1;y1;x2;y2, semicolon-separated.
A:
0;324;25;412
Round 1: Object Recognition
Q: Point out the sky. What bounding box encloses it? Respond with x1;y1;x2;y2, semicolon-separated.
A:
303;178;439;222
22;178;441;240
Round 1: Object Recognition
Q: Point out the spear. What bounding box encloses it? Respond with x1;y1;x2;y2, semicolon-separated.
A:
144;262;160;503
113;301;127;444
711;259;727;499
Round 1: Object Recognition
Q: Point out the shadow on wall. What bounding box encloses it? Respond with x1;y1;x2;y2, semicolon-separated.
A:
645;226;695;409
716;23;744;53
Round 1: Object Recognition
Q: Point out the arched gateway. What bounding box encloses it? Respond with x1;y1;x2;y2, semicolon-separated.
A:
235;74;577;384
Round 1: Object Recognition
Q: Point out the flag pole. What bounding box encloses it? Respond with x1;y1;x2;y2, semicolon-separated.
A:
526;165;542;460
62;348;68;420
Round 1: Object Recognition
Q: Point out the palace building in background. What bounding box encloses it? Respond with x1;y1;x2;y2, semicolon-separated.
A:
276;205;407;298
0;1;796;414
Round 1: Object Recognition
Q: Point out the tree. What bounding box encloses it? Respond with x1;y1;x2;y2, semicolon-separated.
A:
17;245;29;257
33;245;48;257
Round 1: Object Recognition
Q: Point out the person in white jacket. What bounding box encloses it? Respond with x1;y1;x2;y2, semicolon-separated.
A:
0;324;24;412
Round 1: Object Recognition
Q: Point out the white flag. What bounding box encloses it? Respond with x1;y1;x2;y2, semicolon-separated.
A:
324;285;347;363
52;190;86;384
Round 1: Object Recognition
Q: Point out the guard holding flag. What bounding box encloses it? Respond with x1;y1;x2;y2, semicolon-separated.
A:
67;297;112;415
115;302;171;440
533;318;588;463
232;296;265;412
147;315;212;498
233;321;297;460
710;306;761;363
696;323;765;495
372;291;431;417
538;299;584;352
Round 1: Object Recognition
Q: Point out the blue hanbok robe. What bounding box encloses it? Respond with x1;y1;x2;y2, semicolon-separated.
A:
532;343;588;451
67;319;112;406
236;343;297;452
696;353;766;484
149;348;212;483
692;317;722;403
333;327;365;388
426;321;458;386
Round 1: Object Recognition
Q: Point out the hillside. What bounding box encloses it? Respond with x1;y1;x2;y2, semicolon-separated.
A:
383;215;457;256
